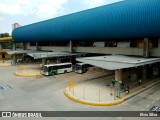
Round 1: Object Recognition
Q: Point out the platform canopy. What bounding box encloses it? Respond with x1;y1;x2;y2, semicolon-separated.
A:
6;50;86;59
28;52;86;59
6;50;45;55
12;0;160;42
76;55;160;70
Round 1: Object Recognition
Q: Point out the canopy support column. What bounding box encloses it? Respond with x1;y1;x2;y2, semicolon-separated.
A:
42;58;46;66
12;42;16;51
23;43;27;50
69;40;73;53
142;65;147;81
12;42;17;64
0;43;3;50
143;38;149;58
36;42;40;51
158;38;160;48
115;69;122;81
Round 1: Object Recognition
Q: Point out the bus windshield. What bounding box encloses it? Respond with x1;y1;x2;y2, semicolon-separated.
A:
43;66;49;72
75;63;91;73
75;65;82;70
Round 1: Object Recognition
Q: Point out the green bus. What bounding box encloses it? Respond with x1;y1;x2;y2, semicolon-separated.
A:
42;63;72;76
75;63;91;73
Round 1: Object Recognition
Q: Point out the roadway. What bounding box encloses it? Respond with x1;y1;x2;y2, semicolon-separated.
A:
0;66;159;120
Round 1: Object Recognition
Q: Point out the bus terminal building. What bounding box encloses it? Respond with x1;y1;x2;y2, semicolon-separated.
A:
10;0;160;84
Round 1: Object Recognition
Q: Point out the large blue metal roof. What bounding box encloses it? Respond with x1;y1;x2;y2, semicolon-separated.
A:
12;0;160;42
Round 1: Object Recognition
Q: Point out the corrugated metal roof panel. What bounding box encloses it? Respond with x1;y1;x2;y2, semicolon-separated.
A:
76;55;160;70
12;0;160;42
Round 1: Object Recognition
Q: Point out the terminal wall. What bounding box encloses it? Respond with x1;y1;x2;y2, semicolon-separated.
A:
75;47;144;56
26;43;160;57
40;46;70;52
25;39;160;57
26;43;37;51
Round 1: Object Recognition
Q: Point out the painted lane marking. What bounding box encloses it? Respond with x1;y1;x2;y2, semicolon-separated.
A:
146;105;150;108
152;101;155;104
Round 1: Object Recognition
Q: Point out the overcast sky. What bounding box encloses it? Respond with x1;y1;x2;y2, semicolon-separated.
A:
0;0;122;34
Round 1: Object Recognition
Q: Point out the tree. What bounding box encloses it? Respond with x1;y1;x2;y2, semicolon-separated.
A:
0;33;4;38
4;33;10;37
0;33;10;38
16;43;23;49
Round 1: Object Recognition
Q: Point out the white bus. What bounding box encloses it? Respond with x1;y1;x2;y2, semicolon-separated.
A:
42;63;72;76
75;63;91;73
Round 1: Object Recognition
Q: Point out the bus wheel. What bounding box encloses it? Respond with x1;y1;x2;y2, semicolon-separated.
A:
64;70;67;74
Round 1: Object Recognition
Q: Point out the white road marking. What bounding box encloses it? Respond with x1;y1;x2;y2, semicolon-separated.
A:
152;101;155;104
146;105;150;108
116;117;123;120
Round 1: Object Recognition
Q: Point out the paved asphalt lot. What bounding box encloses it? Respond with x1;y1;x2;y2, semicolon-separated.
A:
0;66;160;120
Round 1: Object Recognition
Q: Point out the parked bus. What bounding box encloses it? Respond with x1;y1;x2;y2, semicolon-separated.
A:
75;63;91;73
42;63;72;76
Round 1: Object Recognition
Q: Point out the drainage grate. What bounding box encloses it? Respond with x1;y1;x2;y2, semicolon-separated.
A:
0;85;12;91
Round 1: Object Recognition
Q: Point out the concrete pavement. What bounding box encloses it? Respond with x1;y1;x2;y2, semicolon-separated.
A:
0;60;11;67
64;75;160;106
14;64;42;77
0;66;160;120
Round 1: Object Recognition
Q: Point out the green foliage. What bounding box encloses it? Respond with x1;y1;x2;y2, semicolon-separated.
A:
2;42;23;49
0;32;22;49
16;43;23;49
0;33;10;38
2;42;12;49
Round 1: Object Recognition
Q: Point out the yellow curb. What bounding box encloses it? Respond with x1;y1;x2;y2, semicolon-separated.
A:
14;72;43;78
64;89;124;106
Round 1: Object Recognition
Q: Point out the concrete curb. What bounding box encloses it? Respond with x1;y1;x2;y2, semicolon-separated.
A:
123;80;160;101
64;79;160;106
0;65;11;67
14;72;43;78
64;89;124;106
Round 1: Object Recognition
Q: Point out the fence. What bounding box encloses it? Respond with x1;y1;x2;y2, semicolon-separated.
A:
17;65;23;74
0;60;11;66
68;77;75;95
16;65;41;75
67;77;123;103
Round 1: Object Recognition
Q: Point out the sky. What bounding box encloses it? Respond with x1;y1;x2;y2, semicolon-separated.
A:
0;0;122;34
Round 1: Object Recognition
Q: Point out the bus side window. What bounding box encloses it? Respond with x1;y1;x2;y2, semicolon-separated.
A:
58;66;63;69
55;66;59;69
62;65;66;68
66;65;71;68
64;65;71;68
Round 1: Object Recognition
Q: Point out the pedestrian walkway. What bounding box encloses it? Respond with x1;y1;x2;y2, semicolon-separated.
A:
14;64;42;77
64;75;160;106
0;60;11;67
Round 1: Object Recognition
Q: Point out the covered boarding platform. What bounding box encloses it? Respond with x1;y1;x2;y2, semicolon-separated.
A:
76;55;160;96
6;50;46;65
6;50;86;65
27;52;86;66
